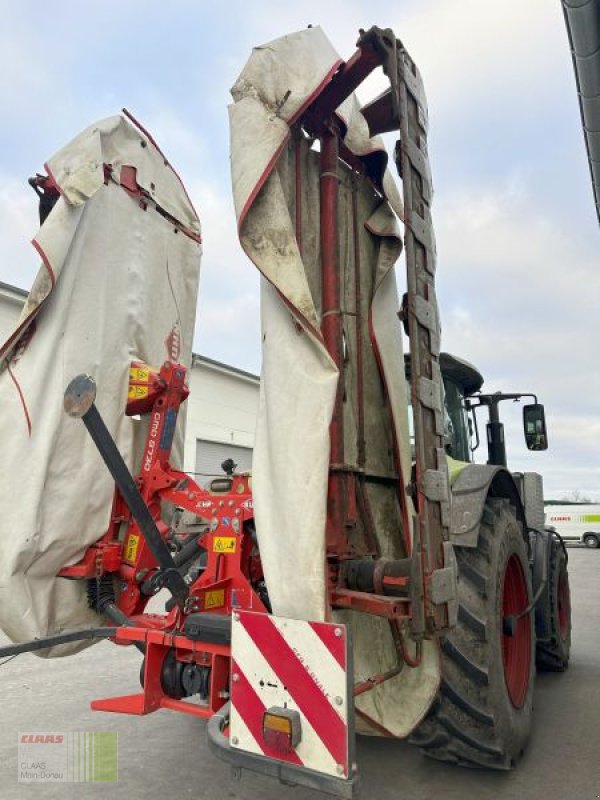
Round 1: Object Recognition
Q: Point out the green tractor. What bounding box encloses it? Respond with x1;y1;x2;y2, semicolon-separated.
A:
406;352;571;768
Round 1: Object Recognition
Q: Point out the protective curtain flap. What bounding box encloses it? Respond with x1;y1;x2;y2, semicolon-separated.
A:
230;27;440;737
0;115;201;654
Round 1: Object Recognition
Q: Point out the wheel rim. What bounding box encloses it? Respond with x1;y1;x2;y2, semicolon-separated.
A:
502;554;532;709
557;570;570;640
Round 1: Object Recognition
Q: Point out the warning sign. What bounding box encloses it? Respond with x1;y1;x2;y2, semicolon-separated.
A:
204;589;225;609
213;536;236;554
123;533;140;563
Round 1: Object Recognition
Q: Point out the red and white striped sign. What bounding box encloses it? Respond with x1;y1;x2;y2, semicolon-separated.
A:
230;610;351;779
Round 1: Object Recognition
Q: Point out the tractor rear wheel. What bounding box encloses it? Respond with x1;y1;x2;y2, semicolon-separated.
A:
536;536;571;671
410;498;535;769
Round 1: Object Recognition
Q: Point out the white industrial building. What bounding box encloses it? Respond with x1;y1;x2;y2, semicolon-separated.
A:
0;281;259;480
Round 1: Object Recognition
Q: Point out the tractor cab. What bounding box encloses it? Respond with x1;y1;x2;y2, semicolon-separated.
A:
404;352;482;463
438;352;482;463
405;352;549;468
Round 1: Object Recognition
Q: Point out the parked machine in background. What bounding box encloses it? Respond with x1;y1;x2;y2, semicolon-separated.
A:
545;504;600;548
0;25;572;796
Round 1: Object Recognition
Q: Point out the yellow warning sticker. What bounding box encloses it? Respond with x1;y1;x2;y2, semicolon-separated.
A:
213;536;237;554
128;365;151;400
130;365;150;381
204;589;225;610
128;384;149;400
124;533;140;563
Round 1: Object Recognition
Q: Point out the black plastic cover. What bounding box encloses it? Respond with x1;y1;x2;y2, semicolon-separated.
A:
184;612;231;645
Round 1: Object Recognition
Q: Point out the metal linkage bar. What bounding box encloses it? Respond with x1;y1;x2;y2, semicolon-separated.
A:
63;374;189;609
301;27;393;137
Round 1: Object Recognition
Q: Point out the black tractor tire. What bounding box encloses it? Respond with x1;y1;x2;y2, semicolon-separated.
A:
583;533;600;549
536;537;571;672
410;498;535;769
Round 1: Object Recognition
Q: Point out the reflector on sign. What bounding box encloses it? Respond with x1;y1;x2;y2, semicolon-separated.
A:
263;707;301;752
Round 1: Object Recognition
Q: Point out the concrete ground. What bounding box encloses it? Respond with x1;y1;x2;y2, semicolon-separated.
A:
1;546;598;800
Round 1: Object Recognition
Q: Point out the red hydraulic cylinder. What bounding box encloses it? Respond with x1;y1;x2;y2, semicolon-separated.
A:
320;130;350;557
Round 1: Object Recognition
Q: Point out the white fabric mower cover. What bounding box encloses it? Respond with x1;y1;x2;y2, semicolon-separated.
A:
230;27;440;738
0;114;201;654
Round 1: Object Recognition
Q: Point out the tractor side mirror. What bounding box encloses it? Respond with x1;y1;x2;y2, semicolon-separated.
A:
523;403;548;451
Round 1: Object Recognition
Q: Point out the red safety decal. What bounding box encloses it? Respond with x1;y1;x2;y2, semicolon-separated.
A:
230;611;350;778
309;620;346;669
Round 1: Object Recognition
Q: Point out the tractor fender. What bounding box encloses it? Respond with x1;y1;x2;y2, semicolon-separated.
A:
449;463;527;548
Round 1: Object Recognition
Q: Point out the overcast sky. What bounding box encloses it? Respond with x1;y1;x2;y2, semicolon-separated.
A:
0;0;597;500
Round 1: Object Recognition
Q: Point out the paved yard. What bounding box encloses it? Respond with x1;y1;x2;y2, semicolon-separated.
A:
1;547;598;800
